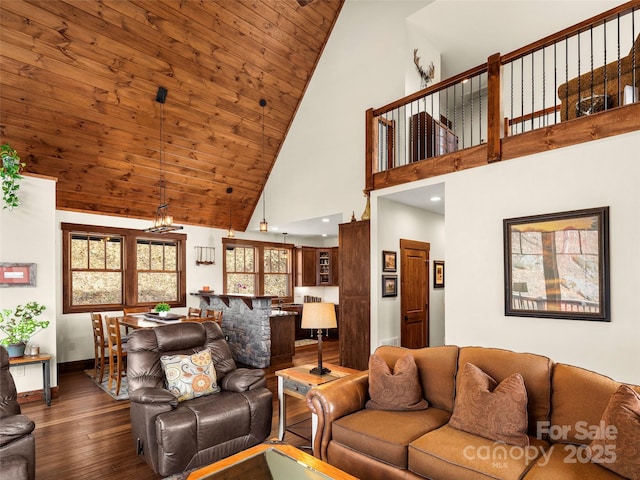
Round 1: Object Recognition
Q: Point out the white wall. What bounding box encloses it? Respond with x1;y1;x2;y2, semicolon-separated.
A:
444;131;640;384
372;196;445;347
0;175;58;391
248;0;430;232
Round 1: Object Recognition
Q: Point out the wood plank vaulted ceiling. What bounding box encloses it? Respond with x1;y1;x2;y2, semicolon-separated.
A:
0;0;343;230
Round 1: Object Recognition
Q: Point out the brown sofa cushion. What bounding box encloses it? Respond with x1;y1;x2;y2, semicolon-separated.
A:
457;346;552;437
587;384;640;480
449;362;529;447
332;407;451;469
374;345;459;412
409;424;547;480
366;353;428;411
549;363;640;445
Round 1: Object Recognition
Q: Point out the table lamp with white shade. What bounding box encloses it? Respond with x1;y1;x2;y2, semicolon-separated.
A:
301;302;337;375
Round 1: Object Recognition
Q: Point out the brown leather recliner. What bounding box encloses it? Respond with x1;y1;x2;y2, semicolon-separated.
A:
126;321;272;477
0;346;36;480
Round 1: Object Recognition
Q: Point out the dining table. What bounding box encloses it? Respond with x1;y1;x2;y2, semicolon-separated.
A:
119;314;186;330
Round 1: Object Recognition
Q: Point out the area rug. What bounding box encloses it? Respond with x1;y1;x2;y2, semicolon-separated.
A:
294;339;318;348
84;369;129;401
162;469;196;480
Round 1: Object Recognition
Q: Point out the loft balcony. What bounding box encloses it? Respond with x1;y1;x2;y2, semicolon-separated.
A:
366;1;640;193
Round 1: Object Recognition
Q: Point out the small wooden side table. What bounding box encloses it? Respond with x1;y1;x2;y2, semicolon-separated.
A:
275;363;358;448
9;353;52;406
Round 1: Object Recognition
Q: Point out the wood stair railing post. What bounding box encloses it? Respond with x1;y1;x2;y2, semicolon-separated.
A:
487;52;502;163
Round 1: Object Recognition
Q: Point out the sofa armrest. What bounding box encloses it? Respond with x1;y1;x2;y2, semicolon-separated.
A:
221;368;266;392
129;387;178;407
0;415;35;447
306;370;369;460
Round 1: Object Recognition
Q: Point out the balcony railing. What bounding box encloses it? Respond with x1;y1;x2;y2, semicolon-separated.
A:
366;1;640;192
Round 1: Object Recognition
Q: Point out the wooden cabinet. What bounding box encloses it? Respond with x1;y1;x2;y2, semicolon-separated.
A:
331;246;339;286
270;312;295;364
295;246;339;287
296;247;317;287
317;249;332;285
410;112;458;162
338;220;370;371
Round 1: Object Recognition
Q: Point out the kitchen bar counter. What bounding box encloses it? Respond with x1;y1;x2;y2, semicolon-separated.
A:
191;292;294;368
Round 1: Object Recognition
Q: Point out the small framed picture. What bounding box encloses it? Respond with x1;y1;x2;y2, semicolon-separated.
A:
382;275;397;297
382;250;397;272
0;263;37;287
433;261;445;289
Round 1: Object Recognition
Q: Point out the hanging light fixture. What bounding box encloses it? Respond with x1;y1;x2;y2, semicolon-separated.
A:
259;98;268;233
226;186;235;238
282;232;288;258
144;87;183;233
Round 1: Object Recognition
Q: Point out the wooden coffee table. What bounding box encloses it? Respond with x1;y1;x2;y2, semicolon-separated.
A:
186;441;357;479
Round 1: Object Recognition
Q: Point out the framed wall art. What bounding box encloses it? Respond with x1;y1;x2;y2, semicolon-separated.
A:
382;275;397;297
433;261;445;288
382;250;397;272
0;263;37;287
503;207;610;321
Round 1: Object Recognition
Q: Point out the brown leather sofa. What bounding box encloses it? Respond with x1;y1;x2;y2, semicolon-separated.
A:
307;345;640;480
127;321;272;477
0;346;36;480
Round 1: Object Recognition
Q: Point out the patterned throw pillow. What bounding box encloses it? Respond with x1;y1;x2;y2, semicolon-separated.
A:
160;350;220;402
449;362;529;447
587;384;640;480
365;353;429;411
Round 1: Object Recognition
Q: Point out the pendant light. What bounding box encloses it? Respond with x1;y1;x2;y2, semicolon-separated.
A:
259;98;268;233
226;186;235;238
144;86;183;233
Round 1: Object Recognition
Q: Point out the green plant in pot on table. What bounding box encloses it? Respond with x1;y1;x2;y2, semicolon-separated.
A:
0;302;48;357
154;302;171;317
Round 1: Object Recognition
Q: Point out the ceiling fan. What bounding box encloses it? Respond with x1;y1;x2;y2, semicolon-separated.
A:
297;0;314;5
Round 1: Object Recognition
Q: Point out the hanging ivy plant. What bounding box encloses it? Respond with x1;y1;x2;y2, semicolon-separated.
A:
0;144;25;210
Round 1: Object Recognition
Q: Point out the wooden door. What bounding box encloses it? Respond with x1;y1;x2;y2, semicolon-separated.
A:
400;239;429;348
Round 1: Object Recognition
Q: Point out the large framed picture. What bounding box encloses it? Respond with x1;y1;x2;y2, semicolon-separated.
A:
503;207;610;321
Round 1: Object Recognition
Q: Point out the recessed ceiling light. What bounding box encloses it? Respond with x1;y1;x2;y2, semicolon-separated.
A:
322;233;327;237
430;196;442;202
321;218;330;223
271;226;279;231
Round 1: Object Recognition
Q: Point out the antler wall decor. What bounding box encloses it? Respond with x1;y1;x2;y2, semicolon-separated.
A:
413;49;435;89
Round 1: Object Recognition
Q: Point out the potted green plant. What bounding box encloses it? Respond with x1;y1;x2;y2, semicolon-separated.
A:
0;302;48;357
0;144;26;210
154;302;171;317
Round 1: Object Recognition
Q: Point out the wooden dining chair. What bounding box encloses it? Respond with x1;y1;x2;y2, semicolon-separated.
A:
205;309;223;325
184;315;217;323
104;316;127;396
187;307;202;318
90;312;107;384
123;306;151;316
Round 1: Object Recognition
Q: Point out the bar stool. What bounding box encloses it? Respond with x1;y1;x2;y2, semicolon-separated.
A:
104;316;127;396
90;312;107;384
205;309;223;325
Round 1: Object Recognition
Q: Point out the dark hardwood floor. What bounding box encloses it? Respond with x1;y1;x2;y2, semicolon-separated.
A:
19;339;339;479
